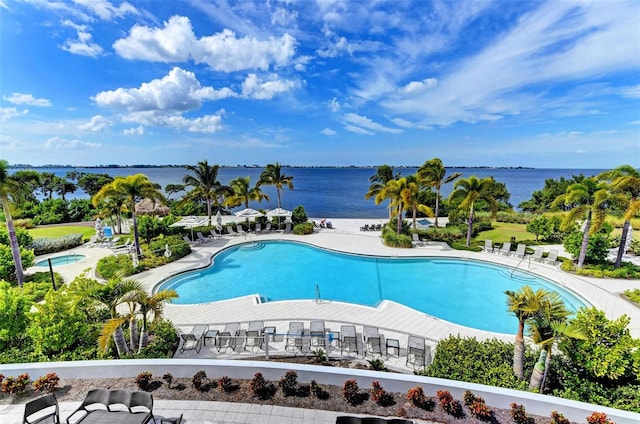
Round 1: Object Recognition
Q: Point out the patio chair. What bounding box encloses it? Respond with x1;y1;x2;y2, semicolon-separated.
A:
265;223;272;232
210;228;222;239
363;326;382;357
482;239;493;253
514;243;526;259
196;231;212;244
23;393;59;424
178;324;208;354
411;233;424;247
406;335;428;368
309;320;326;347
245;320;264;351
498;241;512;256
226;225;239;236
545;249;560;266
284;222;292;233
182;235;199;246
237;224;247;236
255;223;263;233
216;322;240;353
66;389;110;423
129;391;154;422
340;324;359;357
107;389;131;412
529;247;544;262
285;321;304;351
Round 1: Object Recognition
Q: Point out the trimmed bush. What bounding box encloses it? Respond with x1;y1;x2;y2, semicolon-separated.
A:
31;234;83;255
293;222;314;235
96;254;137;279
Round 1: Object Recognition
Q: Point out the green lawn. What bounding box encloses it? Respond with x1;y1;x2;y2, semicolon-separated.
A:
475;222;537;244
28;226;96;239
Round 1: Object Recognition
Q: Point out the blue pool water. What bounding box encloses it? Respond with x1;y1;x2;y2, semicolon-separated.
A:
158;241;587;334
36;254;86;267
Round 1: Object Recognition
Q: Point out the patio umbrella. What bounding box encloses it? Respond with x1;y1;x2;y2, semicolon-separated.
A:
135;198;170;216
234;208;264;224
170;216;207;239
266;207;292;229
94;218;104;242
216;210;222;229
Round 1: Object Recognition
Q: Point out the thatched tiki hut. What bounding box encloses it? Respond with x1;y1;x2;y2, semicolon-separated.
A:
135;198;170;216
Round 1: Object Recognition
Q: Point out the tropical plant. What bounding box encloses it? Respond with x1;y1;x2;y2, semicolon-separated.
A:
551;178;612;268
132;286;178;351
223;176;269;210
448;175;498;246
400;176;434;230
597;165;640;268
417;158;461;226
365;164;399;220
93;174;166;256
258;162;294;209
374;177;411;234
0;281;30;350
182;160;231;226
505;286;545;380
0;160;38;286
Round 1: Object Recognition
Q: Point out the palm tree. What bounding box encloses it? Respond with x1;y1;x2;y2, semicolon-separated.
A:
448;176;497;246
365;165;399;220
92;174;166;256
258;162;294;209
182;160;231;226
551;178;610;268
223;176;270;209
597;165;640;268
375;177;410;234
417;158;461;227
134;287;178;351
400;176;434;230
504;286;545;380
0;160;36;286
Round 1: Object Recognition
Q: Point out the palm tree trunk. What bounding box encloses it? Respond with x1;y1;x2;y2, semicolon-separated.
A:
513;319;525;379
113;326;130;357
206;198;212;227
615;220;630;268
577;211;591;268
131;202;141;256
116;213;122;234
434;188;441;227
466;207;474;247
540;348;552;393
129;317;139;352
412;208;417;230
1;196;25;286
528;350;546;390
138;326;149;352
277;188;282;209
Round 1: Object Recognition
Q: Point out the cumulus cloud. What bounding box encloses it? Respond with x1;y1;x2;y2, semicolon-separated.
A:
241;74;298;100
120;110;225;134
61;20;104;57
3;93;51;107
123;126;144;135
0;107;28;121
78;115;110;131
44;136;102;149
114;16;297;72
342;113;403;134
321;128;336;136
401;78;437;94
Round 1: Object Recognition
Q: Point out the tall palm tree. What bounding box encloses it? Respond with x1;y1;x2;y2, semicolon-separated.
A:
182;160;231;226
551;178;610;268
365;165;399;220
223;176;270;209
597;165;640;268
0;160;36;286
417;158;461;227
448;176;497;246
401;176;434;230
258;162;294;209
375;177;410;234
92;174;166;256
134;287;178;351
504;286;545;380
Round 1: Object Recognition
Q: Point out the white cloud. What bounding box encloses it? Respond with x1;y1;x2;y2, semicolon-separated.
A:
241;74;298;100
342;113;403;134
401;78;437;94
114;16;297;72
61;20;104;57
77;115;110;131
44;136;102;149
71;0;137;20
271;6;298;26
343;124;373;135
123;126;144;135
3;93;51;107
619;85;640;98
328;97;340;112
321;128;336;136
0;107;28;121
120;111;225;134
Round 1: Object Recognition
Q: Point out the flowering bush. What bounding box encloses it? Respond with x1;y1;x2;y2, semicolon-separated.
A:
1;373;30;395
33;373;60;394
586;412;615;424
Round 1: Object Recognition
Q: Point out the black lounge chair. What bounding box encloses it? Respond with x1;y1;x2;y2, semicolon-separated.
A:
23;393;59;424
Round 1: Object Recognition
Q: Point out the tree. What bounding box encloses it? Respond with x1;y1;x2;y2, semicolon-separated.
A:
551;178;611;268
92;174;166;256
0;281;30;350
448;176;498;246
417;158;460;227
365;165;400;220
400;176;434;230
374;177;409;234
505;286;544;380
223;176;270;209
77;173;113;197
132;287;177;351
258;162;294;209
165;183;186;200
597;165;640;268
54;177;76;200
0;160;35;286
183;160;231;226
527;216;553;241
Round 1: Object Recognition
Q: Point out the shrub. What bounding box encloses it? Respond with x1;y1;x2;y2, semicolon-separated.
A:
0;244;35;282
162;373;173;388
1;373;31;394
563;232;611;264
249;373;276;400
33;373;60;393
343;379;361;405
436;390;463;417
135;371;153;391
367;358;386;371
310;380;329;400
370;381;395;407
293;222;314;235
279;370;298;397
96;254;137;279
191;370;208;392
218;376;233;393
31;234;83;255
148;235;191;261
407;386;426;408
291;205;308;225
550;411;570;424
463;391;492;420
586;412;615;424
382;228;412;248
510;403;530;424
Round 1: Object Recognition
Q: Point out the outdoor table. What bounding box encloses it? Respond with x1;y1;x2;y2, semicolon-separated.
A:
204;329;218;346
386;338;400;356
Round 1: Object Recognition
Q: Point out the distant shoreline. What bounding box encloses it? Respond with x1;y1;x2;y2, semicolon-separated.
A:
10;164;544;170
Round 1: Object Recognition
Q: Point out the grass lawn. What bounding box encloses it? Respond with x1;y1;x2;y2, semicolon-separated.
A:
28;226;95;239
475;222;537;244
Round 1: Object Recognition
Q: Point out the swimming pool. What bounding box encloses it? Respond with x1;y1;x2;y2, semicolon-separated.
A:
35;253;87;267
158;241;587;334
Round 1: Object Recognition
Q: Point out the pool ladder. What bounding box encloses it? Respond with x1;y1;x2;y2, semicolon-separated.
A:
315;284;321;304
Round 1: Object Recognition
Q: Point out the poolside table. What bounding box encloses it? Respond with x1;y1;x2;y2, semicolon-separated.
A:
386;338;400;356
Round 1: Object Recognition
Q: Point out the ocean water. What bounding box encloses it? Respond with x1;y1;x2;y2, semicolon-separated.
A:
13;166;604;218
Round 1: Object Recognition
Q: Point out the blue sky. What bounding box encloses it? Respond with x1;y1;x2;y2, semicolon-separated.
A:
1;0;639;168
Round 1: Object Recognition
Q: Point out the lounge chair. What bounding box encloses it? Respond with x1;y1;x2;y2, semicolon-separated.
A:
514;243;526;259
498;242;512;256
310;320;326;347
340;324;359;357
529;247;544;262
178;324;208;354
363;326;382;357
245;321;264;352
23;393;59;424
482;239;493;253
216;322;240;353
210;228;222;239
406;335;428;368
411;233;424;247
285;321;304;351
545;249;560;266
265;223;272;232
196;231;212;244
226;225;239;236
255;223;262;233
110;239;133;254
183;235;199;246
284;222;292;233
237;224;247;236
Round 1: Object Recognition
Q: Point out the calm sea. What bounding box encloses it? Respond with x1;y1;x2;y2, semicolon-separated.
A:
13;167;604;218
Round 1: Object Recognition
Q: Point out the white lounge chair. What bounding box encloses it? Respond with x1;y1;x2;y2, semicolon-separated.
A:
245;321;264;352
226;225;239;236
498;242;512;256
284;222;292;233
340;324;359;357
406;335;429;368
545;249;560;266
237;224;247;236
529;247;544;262
255;223;262;233
196;231;212;244
210;228;222;239
514;243;526;259
216;322;240;353
363;326;382;357
178;324;208;354
309;320;326;347
265;223;272;232
482;239;493;253
412;233;424;247
285;321;304;352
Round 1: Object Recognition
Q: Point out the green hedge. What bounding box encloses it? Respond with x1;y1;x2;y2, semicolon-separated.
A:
96;254;138;279
31;234;83;255
293;222;314;235
381;227;412;248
